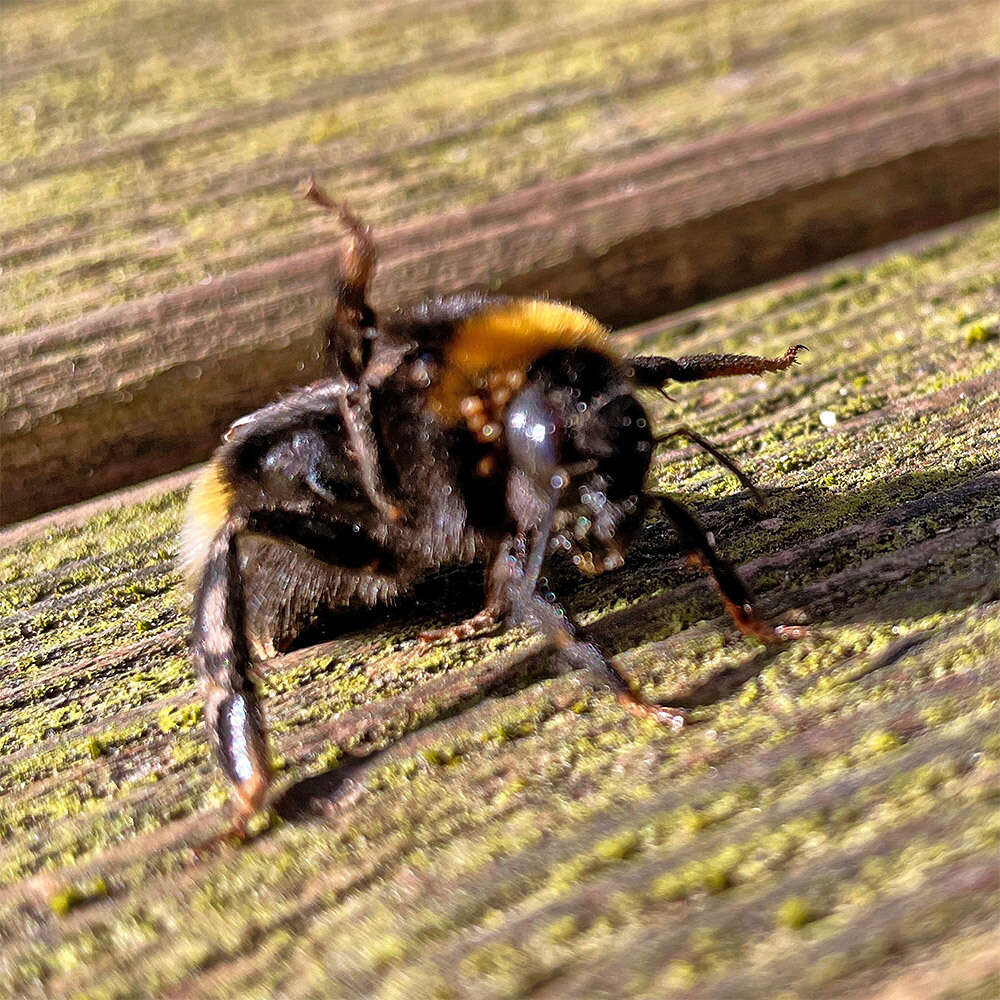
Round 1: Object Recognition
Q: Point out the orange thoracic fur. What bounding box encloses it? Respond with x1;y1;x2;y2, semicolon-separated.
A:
429;299;613;422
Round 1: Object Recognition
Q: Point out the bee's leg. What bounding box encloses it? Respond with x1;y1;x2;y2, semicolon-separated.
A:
656;495;803;642
631;344;806;385
525;589;687;729
418;607;501;645
193;519;272;837
305;178;377;380
419;538;513;644
195;509;395;833
504;491;686;727
303;178;376;319
289;388;400;524
500;386;685;727
655;424;765;508
305;181;401;521
337;389;402;523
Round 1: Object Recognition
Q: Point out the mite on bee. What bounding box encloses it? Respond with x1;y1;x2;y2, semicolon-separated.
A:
182;182;806;833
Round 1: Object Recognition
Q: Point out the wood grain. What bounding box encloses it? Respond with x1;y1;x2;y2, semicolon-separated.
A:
2;216;998;999
4;61;998;525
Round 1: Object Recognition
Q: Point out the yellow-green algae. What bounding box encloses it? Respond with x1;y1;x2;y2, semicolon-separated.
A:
0;216;998;998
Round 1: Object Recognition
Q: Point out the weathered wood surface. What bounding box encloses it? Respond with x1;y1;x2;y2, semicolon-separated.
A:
1;216;998;999
6;0;998;331
3;0;1000;524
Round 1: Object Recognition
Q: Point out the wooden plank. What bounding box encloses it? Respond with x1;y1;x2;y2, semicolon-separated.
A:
3;61;998;525
2;215;998;999
7;0;998;337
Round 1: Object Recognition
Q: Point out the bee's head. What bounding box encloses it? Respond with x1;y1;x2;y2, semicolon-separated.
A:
505;349;653;575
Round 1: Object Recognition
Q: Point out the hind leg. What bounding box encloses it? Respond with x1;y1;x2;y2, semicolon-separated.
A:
193;508;397;834
193;521;273;836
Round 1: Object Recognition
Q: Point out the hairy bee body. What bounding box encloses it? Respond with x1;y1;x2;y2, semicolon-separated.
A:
184;193;805;832
184;294;649;650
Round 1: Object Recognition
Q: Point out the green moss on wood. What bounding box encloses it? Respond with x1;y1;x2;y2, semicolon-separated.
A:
0;215;998;998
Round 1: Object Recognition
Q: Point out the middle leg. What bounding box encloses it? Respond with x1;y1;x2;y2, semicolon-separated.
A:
656;494;797;642
418;537;518;645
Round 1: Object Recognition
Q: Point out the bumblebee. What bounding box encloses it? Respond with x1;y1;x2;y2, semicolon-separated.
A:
182;183;805;832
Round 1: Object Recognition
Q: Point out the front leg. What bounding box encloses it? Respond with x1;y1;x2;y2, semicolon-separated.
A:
523;588;687;730
656;494;805;642
631;344;806;386
504;484;687;729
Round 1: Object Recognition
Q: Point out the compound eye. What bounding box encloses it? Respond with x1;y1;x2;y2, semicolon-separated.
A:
505;383;564;492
